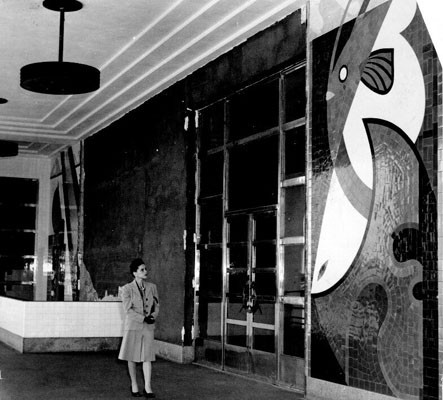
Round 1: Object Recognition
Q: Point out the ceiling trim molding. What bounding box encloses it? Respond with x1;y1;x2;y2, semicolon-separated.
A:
71;0;302;141
40;0;187;125
43;0;222;128
51;0;231;130
0;0;306;156
0;130;72;142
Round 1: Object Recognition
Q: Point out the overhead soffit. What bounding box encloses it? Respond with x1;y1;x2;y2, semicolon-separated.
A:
0;0;305;157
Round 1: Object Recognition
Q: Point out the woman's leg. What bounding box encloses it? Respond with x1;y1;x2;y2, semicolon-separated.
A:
142;361;152;393
128;361;139;392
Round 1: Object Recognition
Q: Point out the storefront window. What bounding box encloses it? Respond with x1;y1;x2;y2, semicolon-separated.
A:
0;177;38;300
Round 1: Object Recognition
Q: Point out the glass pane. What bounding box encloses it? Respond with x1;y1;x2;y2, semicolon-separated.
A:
0;177;38;204
255;243;276;269
200;248;222;298
253;328;275;353
2;256;35;295
228;136;278;210
199;101;224;151
285;126;305;179
255;272;276;298
200;152;223;198
0;206;36;230
283;305;304;358
0;232;35;255
200;300;221;341
285;67;306;122
284;185;305;237
228;300;247;321
253;301;275;325
229;215;249;243
227;271;247;321
255;212;276;241
230;79;279;141
0;256;31;273
199;248;222;341
284;244;305;295
3;281;34;300
228;245;247;269
0;177;38;299
200;198;222;244
227;324;247;347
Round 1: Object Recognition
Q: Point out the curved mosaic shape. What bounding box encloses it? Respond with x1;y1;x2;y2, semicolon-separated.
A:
391;224;421;263
312;2;391;295
313;0;426;296
348;283;392;395
364;118;423;398
314;118;427;398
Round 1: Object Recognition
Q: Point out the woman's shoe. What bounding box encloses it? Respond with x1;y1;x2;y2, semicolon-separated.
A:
143;389;156;398
131;388;142;397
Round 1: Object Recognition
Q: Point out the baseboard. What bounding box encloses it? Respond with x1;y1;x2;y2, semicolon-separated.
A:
306;377;396;400
22;336;122;353
0;326;23;353
154;340;194;364
0;328;194;364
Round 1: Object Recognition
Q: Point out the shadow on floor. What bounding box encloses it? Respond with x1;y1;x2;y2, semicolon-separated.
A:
0;342;304;400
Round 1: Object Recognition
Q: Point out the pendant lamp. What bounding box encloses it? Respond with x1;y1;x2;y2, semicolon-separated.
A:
20;0;100;95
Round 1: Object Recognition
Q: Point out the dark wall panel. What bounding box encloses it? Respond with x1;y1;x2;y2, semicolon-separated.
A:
83;10;306;345
187;10;306;107
84;84;188;343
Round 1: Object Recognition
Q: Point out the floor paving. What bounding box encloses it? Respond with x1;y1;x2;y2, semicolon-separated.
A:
0;342;305;400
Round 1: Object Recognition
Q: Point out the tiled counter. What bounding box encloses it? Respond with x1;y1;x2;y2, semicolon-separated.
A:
0;296;194;362
0;296;124;352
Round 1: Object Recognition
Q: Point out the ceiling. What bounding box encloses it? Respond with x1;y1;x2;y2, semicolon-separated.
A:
0;0;304;158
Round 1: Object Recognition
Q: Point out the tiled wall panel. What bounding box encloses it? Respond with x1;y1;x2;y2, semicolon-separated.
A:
0;296;25;336
23;301;124;338
0;298;123;339
310;1;440;399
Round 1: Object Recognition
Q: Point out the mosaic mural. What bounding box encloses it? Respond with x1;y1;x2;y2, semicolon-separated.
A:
49;145;81;301
311;1;439;399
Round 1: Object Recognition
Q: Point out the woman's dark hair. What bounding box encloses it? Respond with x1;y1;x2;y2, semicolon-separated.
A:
129;258;145;275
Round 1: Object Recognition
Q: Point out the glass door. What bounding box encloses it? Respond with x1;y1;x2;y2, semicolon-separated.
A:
194;62;307;388
225;210;277;379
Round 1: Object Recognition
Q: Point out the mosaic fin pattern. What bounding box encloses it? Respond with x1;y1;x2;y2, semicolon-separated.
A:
361;48;394;94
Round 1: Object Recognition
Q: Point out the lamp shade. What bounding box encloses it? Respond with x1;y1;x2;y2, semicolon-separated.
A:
42;0;83;12
20;0;100;96
0;141;18;157
20;61;100;95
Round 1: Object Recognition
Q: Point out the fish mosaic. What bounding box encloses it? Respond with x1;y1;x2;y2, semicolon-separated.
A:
310;0;439;398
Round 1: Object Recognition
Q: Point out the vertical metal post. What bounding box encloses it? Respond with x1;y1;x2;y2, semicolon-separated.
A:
221;99;229;370
193;110;202;342
276;71;285;383
58;9;65;62
77;141;85;300
247;214;253;350
304;2;313;397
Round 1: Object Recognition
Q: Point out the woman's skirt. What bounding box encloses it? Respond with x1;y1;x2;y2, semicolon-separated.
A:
118;324;155;362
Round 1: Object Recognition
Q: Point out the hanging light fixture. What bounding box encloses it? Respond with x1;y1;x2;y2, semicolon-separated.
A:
20;0;100;95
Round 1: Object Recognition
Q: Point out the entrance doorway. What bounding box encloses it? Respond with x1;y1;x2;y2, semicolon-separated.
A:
194;63;306;390
225;209;277;378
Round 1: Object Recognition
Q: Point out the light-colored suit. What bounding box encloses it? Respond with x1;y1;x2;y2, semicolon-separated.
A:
121;280;159;331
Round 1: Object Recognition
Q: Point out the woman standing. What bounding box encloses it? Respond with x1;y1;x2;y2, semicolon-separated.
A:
119;258;159;398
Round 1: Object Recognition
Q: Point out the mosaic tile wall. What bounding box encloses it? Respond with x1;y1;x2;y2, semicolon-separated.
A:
49;146;81;301
310;1;439;399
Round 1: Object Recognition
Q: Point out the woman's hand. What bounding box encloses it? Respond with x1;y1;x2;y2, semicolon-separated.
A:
144;315;155;324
